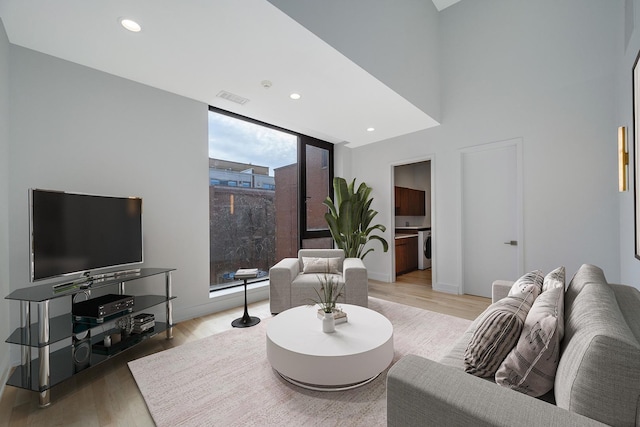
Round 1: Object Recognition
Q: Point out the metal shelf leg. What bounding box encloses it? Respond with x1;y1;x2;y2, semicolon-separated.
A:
37;301;50;408
166;271;173;339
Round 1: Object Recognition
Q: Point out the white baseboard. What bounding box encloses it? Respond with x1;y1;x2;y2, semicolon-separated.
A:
367;271;391;282
175;282;269;323
433;282;460;295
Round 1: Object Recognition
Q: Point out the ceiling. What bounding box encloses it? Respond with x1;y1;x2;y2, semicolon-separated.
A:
0;0;451;148
432;0;461;12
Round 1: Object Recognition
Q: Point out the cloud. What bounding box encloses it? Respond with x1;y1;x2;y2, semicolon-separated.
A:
208;111;297;176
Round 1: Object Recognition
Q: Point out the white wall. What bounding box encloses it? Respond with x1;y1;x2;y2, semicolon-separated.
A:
351;0;623;289
0;18;11;395
618;0;640;285
267;0;441;122
5;47;270;367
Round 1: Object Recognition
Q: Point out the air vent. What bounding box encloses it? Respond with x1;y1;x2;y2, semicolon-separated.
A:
216;90;249;105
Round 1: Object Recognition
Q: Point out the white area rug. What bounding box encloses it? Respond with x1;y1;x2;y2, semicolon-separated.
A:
128;297;471;426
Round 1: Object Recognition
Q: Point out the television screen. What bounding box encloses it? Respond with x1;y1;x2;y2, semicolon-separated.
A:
30;189;143;282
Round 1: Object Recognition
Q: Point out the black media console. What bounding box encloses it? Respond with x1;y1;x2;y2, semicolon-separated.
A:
4;268;176;407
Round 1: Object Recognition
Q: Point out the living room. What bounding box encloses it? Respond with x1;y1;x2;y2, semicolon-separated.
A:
1;0;639;425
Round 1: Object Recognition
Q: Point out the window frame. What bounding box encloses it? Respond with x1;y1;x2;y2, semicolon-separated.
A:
299;135;334;245
208;106;334;256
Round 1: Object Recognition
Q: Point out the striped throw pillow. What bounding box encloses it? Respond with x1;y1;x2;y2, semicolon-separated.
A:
464;271;543;377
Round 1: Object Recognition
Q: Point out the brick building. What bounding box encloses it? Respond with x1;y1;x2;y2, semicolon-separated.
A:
209;151;330;288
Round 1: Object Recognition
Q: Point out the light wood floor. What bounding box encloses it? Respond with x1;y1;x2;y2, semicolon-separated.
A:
370;269;491;321
0;274;489;426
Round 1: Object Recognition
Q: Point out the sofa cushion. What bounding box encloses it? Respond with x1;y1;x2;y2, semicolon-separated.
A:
464;271;543;378
292;272;343;287
291;273;346;307
495;268;565;396
301;257;341;274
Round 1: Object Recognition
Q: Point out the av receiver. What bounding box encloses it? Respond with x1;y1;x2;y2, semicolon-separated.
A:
72;294;135;321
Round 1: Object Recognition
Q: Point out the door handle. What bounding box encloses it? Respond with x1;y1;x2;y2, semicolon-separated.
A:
504;240;518;246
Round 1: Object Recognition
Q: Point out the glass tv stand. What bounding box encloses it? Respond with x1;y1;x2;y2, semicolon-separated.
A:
4;268;176;407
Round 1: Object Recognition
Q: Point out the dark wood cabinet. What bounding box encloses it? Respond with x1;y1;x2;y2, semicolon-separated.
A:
394;186;425;216
394;186;404;215
395;236;419;275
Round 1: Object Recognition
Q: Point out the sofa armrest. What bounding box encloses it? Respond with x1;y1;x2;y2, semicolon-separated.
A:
387;355;606;427
343;257;368;307
343;257;366;276
269;258;300;314
270;257;300;281
492;280;514;303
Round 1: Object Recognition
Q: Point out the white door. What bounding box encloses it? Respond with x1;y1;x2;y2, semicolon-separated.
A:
461;140;522;298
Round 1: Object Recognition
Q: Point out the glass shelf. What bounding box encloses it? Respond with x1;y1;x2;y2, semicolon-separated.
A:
5;268;175;303
5;267;175;407
6;322;169;391
6;295;176;347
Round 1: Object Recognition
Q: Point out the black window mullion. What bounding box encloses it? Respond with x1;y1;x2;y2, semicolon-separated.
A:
299;135;334;246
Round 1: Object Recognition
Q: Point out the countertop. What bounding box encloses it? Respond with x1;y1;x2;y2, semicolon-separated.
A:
394;234;419;240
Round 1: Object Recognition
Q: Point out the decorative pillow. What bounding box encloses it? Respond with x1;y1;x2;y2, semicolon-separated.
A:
464;271;543;378
302;257;341;274
543;266;565;292
508;270;544;296
495;277;565;397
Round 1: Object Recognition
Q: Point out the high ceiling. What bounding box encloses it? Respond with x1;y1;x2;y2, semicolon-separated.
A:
432;0;461;12
0;1;453;147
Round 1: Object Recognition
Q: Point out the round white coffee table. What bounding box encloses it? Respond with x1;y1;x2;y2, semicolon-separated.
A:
266;304;394;391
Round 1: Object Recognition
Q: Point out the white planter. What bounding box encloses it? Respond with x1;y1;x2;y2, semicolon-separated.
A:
322;311;335;333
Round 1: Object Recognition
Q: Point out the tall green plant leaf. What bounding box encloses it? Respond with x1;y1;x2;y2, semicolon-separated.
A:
323;177;388;259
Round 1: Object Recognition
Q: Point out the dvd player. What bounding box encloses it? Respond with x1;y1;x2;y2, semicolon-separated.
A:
72;294;135;321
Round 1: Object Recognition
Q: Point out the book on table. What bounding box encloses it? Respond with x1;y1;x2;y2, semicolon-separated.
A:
235;268;258;279
317;308;348;324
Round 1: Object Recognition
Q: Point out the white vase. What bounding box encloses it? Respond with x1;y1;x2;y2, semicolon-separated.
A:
322;311;335;333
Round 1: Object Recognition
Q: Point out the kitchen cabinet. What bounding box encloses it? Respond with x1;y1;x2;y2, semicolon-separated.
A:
394;186;425;216
395;235;418;275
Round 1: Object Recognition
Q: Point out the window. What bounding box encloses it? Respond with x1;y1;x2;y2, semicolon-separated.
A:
300;137;334;249
208;108;333;291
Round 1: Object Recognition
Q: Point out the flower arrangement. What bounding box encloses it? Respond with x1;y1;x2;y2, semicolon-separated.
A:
309;274;344;313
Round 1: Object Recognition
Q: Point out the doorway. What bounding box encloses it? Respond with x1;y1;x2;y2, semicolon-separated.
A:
392;158;433;287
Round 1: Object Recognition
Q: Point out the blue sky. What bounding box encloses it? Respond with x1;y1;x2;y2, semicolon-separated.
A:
208;111;297;176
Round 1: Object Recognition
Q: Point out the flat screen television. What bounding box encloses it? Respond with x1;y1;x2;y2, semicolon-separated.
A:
29;189;143;282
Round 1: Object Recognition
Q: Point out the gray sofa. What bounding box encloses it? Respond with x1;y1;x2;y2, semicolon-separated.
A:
387;264;640;426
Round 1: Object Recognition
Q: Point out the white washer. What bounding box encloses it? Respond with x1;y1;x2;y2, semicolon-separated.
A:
418;229;432;269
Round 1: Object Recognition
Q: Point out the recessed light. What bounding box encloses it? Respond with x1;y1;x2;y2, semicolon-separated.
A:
120;18;142;32
289;93;301;100
367;127;375;132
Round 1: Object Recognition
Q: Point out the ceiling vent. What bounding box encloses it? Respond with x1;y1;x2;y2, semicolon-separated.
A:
216;90;249;105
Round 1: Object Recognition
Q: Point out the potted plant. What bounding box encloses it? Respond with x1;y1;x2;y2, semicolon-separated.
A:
311;274;344;313
309;274;345;333
323;177;389;259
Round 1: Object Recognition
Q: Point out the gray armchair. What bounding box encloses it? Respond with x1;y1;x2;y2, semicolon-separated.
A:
269;249;368;314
